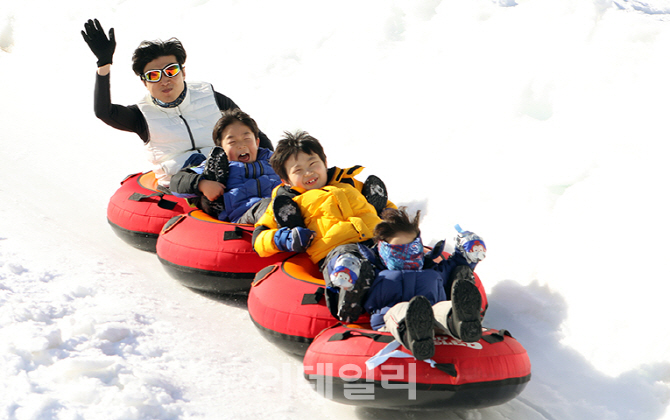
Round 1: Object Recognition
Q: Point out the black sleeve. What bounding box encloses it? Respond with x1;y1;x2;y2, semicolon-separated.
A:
213;89;273;151
257;129;273;150
169;169;203;194
213;90;240;111
251;225;271;251
94;73;149;143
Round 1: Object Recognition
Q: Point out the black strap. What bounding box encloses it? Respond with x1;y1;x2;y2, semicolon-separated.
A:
482;329;513;344
301;287;325;305
252;264;278;287
223;226;245;241
129;192;162;201
328;329;395;343
157;198;178;210
435;363;457;377
128;192;177;210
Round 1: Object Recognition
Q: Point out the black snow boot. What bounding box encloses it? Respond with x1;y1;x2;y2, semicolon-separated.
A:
448;272;482;343
446;264;476;299
203;146;230;185
337;259;374;323
272;195;305;229
362;175;388;216
199;147;230;217
400;295;435;361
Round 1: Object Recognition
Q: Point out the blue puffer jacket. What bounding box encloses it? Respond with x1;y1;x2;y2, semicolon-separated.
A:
359;241;474;330
222;148;281;222
172;147;281;222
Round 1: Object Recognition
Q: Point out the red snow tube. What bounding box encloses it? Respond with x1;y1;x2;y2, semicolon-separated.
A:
107;172;192;252
247;251;488;357
248;252;529;408
247;253;357;355
156;210;288;293
303;324;531;409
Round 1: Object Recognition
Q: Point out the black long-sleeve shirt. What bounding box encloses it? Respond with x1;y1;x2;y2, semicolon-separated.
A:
93;73;272;149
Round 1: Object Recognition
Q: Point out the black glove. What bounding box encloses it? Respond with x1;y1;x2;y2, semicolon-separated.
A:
81;19;116;67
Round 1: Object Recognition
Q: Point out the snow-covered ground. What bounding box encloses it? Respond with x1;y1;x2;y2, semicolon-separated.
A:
1;0;670;418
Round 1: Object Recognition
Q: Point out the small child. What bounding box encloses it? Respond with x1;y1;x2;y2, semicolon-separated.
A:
170;109;281;224
361;208;487;361
252;131;395;322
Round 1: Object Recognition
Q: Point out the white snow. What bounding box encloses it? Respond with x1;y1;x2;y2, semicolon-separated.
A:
1;0;670;418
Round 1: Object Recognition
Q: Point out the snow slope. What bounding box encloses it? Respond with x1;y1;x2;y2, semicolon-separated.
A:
1;0;669;418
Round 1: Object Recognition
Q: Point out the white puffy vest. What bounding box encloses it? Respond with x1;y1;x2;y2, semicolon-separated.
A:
137;81;221;187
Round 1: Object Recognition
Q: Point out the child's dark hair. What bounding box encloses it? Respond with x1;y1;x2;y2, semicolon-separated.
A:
132;38;187;76
374;207;421;243
270;131;327;181
212;109;260;146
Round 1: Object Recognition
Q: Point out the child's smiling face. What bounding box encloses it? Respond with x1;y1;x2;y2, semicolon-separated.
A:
283;151;328;190
219;120;260;163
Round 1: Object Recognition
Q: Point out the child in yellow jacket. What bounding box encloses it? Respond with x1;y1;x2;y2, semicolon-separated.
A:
252;131;395;322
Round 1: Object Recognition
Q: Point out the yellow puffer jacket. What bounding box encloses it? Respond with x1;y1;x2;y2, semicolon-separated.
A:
253;166;396;264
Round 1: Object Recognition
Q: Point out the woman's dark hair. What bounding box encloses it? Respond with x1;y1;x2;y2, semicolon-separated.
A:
269;131;327;181
132;37;187;76
212;109;259;146
374;207;421;243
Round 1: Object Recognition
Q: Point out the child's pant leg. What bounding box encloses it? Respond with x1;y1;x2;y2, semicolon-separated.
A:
236;197;272;224
432;301;455;338
383;300;457;342
381;301;410;344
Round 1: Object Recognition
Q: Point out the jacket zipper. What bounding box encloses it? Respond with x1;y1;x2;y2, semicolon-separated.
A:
178;113;199;152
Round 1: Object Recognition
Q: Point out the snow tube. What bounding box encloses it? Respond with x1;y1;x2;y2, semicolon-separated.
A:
247;253;347;356
249;251;529;408
303;324;531;409
247;252;489;357
107;172;192;252
156;210;289;294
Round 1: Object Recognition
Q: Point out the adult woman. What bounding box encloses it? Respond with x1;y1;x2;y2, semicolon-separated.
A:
81;19;272;188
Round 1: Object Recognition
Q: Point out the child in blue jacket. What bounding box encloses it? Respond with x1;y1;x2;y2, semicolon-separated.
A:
170;109;281;224
360;208;487;361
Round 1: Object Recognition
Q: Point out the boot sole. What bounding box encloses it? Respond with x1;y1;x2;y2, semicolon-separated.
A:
451;279;482;343
405;296;435;361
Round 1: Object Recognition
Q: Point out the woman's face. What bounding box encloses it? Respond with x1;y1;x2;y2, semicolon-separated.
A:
142;55;185;103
